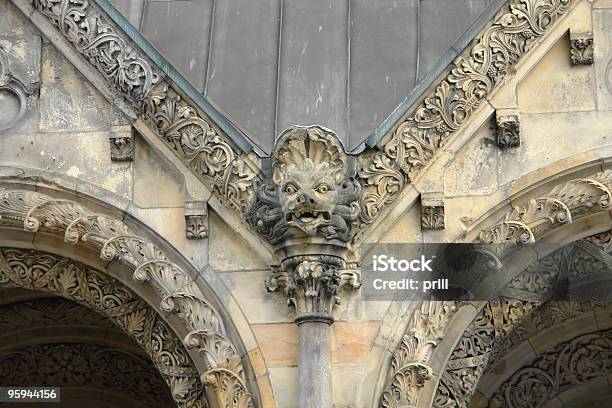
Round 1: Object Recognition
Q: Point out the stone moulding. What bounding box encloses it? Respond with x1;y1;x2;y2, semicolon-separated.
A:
28;0;259;218
379;301;459;408
0;189;254;408
490;328;612;407
0;251;196;407
479;170;612;245
0;45;37;131
22;0;578;247
354;0;574;241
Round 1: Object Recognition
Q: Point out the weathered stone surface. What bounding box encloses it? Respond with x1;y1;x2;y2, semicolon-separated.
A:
40;45;128;132
518;34;596;112
133;133;184;208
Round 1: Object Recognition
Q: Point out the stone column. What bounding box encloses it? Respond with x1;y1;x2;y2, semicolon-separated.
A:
246;126;362;407
267;254;354;407
297;314;333;407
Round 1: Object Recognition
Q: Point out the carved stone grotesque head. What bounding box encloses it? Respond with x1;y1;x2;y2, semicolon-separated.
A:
248;126;360;244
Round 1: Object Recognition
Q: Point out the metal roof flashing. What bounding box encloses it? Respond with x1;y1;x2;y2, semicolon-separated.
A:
94;0;256;155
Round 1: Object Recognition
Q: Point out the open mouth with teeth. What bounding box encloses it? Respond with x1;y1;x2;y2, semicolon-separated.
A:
286;208;331;224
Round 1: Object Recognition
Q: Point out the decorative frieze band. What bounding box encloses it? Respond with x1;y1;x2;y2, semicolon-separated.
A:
355;0;574;239
479;170;612;245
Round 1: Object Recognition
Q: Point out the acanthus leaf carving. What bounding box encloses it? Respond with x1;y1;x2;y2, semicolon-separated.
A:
380;301;460;408
479;171;612;245
0;190;254;408
142;84;257;214
353;0;573;237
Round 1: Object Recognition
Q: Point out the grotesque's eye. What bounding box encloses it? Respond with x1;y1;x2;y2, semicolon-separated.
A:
315;184;329;194
284;184;297;195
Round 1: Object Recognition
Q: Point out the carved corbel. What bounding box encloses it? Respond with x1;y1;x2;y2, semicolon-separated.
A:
248;125;362;320
570;31;594;66
109;125;134;161
421;192;445;230
496;110;520;148
0;45;38;132
185;200;208;240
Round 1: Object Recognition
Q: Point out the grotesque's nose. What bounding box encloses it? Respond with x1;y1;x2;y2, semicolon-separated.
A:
296;193;315;205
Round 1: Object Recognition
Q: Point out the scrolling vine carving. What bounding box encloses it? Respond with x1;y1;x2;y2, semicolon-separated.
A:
0;190;254;408
34;0;159;102
479;170;612;245
28;0;577;243
355;0;574;236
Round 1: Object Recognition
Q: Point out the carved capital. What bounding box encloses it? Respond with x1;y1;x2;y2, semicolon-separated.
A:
496;111;520;148
421;193;445;230
267;255;359;320
570;32;594;66
185;201;208;240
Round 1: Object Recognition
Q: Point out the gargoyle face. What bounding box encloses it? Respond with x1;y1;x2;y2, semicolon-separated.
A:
246;126;361;243
280;159;339;235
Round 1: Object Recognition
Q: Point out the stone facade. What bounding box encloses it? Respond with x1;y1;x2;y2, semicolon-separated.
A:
1;0;612;407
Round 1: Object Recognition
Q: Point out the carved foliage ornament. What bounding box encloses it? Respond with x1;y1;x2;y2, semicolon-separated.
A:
32;0;576;244
0;249;203;408
354;0;573;237
570;32;594;66
479;170;612;245
247;126;360;244
142;84;257;214
0;190;254;408
489;329;612;408
34;0;159;102
0;45;37;131
0;342;175;408
380;301;459;408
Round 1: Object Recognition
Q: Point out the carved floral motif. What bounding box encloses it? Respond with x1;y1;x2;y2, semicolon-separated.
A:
380;301;459;407
355;0;573;236
570;32;594;65
489;329;612;408
0;190;253;408
109;135;134;161
142;84;257;213
479;171;612;245
0;248;204;407
0;342;175;407
34;0;159;102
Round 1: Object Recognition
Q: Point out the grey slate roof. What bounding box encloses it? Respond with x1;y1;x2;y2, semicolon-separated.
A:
109;0;503;155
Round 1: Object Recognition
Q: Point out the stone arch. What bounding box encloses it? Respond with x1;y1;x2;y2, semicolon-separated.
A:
0;292;176;408
0;170;260;408
430;233;612;407
373;160;612;408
